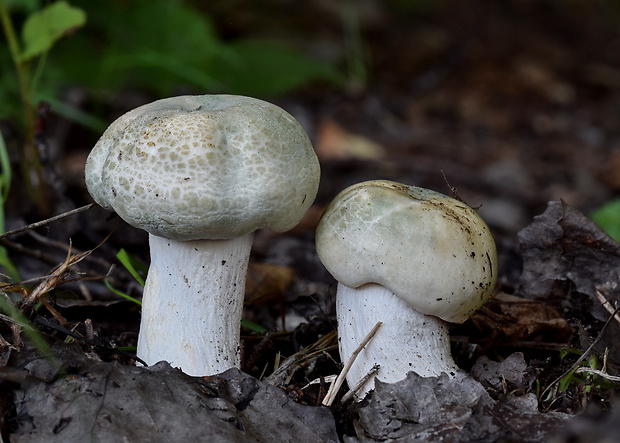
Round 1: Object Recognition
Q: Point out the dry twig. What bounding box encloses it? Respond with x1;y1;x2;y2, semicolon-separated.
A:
340;364;381;403
21;241;93;308
0;204;93;240
593;287;620;325
265;330;338;386
322;321;382;406
574;367;620;383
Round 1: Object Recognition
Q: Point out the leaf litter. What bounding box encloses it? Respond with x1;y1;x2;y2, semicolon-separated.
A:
0;199;618;441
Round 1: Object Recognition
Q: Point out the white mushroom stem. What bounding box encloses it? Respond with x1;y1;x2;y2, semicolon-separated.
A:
337;282;458;398
137;233;253;376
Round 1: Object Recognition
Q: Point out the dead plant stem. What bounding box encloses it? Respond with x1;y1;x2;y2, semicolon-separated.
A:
0;203;93;240
322;321;382;406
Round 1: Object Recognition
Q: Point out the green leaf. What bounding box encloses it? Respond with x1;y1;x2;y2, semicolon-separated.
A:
116;249;146;287
36;95;108;133
20;1;86;61
587;354;598;370
0;294;57;364
558;368;578;393
103;279;142;305
5;0;40;14
0;131;19;281
591;199;620;242
241;318;267;334
74;0;223;95
0;128;12;201
211;40;343;96
559;347;580;361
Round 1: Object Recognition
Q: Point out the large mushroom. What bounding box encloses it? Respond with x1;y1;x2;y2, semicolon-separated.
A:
315;180;497;397
85;95;320;376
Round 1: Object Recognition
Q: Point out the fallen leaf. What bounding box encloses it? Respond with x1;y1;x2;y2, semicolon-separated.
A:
352;371;568;442
471;352;529;391
315;120;385;160
471;292;572;347
517;200;620;363
9;341;339;443
518;200;620;310
245;262;294;305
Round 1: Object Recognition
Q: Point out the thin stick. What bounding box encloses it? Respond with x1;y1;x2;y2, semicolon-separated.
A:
0;203;93;239
593;288;620;325
340;364;380;403
322;321;382;406
574;367;620;383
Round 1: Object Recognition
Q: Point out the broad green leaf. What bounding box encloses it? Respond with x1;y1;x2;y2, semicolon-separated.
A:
5;0;40;13
211;40;343;96
75;0;223;95
591;199;620;242
20;1;86;61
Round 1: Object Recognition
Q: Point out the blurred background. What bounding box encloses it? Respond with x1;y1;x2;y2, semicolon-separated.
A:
1;0;620;364
2;0;619;233
2;3;620;432
2;1;620;209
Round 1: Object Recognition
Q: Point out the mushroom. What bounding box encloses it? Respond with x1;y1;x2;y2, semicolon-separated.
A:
85;95;320;376
315;180;497;397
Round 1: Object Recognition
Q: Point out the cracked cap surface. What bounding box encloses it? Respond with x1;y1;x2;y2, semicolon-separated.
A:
85;95;320;240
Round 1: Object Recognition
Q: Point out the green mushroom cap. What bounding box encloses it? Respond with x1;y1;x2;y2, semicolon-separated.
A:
316;180;497;323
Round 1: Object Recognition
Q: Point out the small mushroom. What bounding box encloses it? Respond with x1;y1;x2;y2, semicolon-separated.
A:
315;180;497;397
85;95;320;376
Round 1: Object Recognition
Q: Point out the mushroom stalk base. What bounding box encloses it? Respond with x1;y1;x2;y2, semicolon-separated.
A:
337;282;458;399
137;233;253;376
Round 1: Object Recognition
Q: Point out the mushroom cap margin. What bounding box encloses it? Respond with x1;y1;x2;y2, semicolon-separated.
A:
85;95;320;241
315;180;497;323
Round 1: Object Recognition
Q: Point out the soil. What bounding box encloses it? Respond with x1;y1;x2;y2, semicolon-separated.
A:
2;1;620;441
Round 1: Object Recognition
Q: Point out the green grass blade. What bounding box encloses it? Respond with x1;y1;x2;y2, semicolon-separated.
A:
38;96;108;133
103;279;142;305
241;318;267;333
0;292;59;366
0;130;19;281
0;129;11;201
116;249;146;286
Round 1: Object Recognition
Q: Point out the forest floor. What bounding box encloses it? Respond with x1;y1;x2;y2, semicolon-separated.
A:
2;1;620;441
